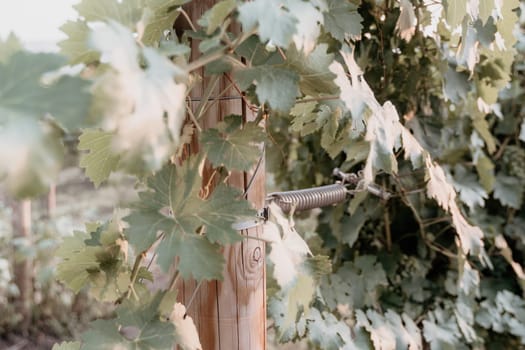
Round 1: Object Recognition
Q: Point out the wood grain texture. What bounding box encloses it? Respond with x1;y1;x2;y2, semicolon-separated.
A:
176;2;266;349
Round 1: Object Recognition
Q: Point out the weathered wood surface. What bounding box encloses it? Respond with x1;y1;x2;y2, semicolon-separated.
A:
177;2;266;349
11;199;33;335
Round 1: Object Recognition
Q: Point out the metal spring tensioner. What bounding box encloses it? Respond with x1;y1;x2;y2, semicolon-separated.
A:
233;169;391;230
267;183;349;213
266;169;391;214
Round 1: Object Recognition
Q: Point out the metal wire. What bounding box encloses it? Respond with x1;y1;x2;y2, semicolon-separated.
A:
267;183;349;213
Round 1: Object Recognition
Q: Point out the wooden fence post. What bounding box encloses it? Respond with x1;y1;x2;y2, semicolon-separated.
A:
11;199;33;335
177;2;266;349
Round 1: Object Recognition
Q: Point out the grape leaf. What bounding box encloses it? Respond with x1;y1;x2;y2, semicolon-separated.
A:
198;0;236;35
0;51;90;197
341;206;367;247
157;231;225;280
56;216;131;301
141;0;190;45
58;20;100;65
290;100;318;135
82;294;175;350
78;129;121;187
396;0;417;42
449;164;487;210
322;256;387;310
0;120;64;198
238;0;297;48
0;32;22;63
287;0;324;54
443;66;470;103
52;342;81;350
423;308;461;349
269;273;316;341
0;51;91;131
306;308;354;350
323;0;363;41
493;174;524;209
125;157;254;279
445;0;467;29
235;65;300;113
456;21;479;72
201;115;265;171
475;153;495;192
89;21;187;174
356;309;423;350
74;0;142;27
478;0;494;23
56;230;100;293
285;44;338;97
170;302;202;350
264;203;312;288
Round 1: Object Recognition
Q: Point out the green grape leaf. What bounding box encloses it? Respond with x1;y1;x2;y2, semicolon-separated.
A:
201;115;265;171
0;120;64;198
269;274;316;341
125;157;254;279
170;302;202;350
238;0;297;48
158;234;225;281
323;0;363;41
82;294;175;350
322;255;387;310
496;0;519;54
472;116;497;154
443;66;470;103
57;216;131;301
285;44;338;97
198;0;237;35
445;0;467;29
341;206;367;247
449;164;487;210
478;0;495;23
141;0;190;46
423;308;462;349
475;153;495;193
52;342;81;350
0;51;91;130
396;0;417;42
89;21;186;174
74;0;143;27
0;32;22;63
456;21;478;72
56;230;100;293
78;129;121;187
493;174;524;209
290;100;318;135
287;0;324;54
356;309;422;350
306;308;354;350
235;65;300;113
58;20;100;65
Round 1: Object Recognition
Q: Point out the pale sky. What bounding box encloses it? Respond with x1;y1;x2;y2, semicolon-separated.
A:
0;0;79;51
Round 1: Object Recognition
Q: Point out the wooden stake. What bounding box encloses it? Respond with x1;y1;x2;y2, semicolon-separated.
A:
177;2;266;349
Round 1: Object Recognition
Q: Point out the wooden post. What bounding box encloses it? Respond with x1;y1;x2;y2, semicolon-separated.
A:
177;2;266;349
11;199;33;335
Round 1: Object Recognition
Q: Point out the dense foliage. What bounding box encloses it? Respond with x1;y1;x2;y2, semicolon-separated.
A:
1;0;525;349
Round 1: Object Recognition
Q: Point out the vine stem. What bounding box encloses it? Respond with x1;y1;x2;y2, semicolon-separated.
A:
168;270;180;292
126;252;145;300
383;179;392;251
185;28;256;73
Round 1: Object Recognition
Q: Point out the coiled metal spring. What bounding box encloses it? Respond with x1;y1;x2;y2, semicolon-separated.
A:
267;183;348;213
